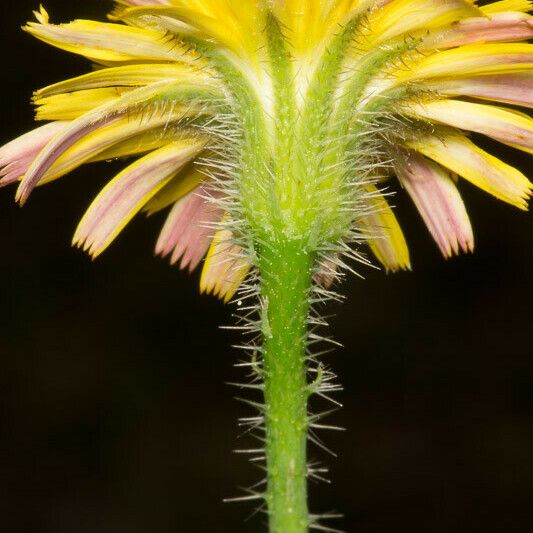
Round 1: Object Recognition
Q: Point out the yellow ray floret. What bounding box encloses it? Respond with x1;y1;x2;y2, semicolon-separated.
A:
201;225;252;303
401;43;533;82
91;126;191;164
359;185;411;273
144;166;205;216
272;0;375;56
114;1;266;60
34;87;131;121
404;99;533;152
17;79;220;201
34;64;213;99
482;0;533;14
110;5;198;36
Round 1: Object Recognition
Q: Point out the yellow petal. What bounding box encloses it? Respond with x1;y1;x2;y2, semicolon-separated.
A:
482;0;533;14
408;132;532;209
34;87;130;121
34;64;212;99
91;126;184;164
200;225;251;303
116;2;265;59
144;165;205;215
359;184;411;272
110;5;198;36
401;43;533;81
273;0;368;55
404;99;533;152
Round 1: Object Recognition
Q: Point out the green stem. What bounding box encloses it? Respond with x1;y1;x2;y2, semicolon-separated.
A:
260;238;313;533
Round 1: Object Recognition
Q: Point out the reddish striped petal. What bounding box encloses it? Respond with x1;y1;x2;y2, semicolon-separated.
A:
314;258;339;289
16;82;205;203
433;12;533;48
0;121;68;186
16;113;121;204
73;141;203;257
430;73;533;108
155;186;224;272
396;152;474;257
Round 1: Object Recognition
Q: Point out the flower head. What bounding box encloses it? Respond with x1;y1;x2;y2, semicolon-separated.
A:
2;0;531;299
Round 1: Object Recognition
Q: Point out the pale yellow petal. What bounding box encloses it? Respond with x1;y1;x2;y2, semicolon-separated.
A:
35;64;212;99
400;43;533;81
91;126;184;163
482;0;533;14
34;88;131;121
144;165;205;215
116;1;265;59
200;225;251;303
404;99;533;152
359;184;411;272
17;80;219;201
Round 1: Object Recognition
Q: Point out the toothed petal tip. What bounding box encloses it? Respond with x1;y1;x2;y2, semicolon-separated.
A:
200;224;251;304
396;151;475;259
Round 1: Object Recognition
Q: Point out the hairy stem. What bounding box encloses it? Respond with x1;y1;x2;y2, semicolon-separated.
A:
260;238;313;533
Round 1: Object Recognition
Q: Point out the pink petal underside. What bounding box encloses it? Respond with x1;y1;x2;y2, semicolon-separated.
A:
436;12;533;48
74;142;201;256
16;114;122;204
314;258;338;289
396;152;474;258
156;186;224;272
433;73;533;108
0;121;69;187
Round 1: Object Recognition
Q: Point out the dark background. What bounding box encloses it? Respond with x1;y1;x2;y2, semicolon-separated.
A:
1;1;532;532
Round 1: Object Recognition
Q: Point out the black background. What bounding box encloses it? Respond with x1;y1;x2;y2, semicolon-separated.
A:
0;1;532;532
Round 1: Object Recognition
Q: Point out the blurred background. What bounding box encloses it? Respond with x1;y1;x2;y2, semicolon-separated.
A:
0;1;532;532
